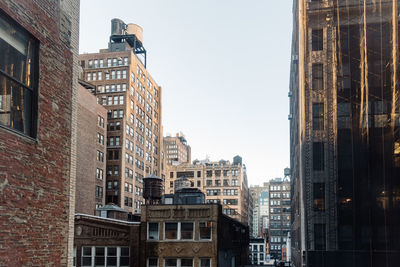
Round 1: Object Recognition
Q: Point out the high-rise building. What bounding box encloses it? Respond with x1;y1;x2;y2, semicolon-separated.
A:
163;132;191;164
290;1;400;266
79;19;163;214
166;156;250;224
268;178;290;261
0;0;79;265
75;80;107;215
250;182;270;237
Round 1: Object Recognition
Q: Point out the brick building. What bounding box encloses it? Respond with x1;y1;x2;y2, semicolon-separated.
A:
75;80;107;215
0;0;80;266
140;198;249;267
163;132;191;164
74;214;140;267
79;19;163;215
166;156;250;224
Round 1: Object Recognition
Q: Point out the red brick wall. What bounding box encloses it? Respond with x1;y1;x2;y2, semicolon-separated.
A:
0;1;76;266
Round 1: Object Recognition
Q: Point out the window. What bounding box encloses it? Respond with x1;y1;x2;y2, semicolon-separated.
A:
0;14;39;137
165;222;178;240
197;171;201;177
165;259;193;267
96;168;103;180
223;199;238;205
165;259;177;267
312;63;324;91
313;142;324;171
98;116;104;128
95;247;105;266
148;223;159;240
148;258;158;267
199;222;211;240
314;224;326;250
82;247;129;267
95;186;103;198
312;103;324;130
199;259;211;267
82;247;92;266
97;151;104;162
180;222;194;240
312;29;323;51
313;183;325;211
107;247;117;266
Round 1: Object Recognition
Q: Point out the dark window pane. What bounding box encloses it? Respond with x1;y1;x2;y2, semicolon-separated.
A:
314;224;326;250
181;259;193;267
313;183;325;211
181;222;193;240
165;223;178;239
200;221;212;239
312;103;324;130
313;142;324;171
312;29;323;51
312;63;323;91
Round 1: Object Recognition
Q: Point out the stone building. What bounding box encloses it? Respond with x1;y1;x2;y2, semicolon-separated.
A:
163;132;191;164
249;238;268;265
268;178;290;261
0;0;80;265
79;18;163;215
250;183;270;238
166;156;250;224
75;80;107;215
289;1;400;266
74;213;140;267
140;198;249;267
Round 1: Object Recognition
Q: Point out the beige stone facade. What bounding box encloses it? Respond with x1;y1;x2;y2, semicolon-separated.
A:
79;22;163;215
166;157;249;224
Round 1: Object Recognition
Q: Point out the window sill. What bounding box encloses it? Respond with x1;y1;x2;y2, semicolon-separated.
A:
0;124;37;144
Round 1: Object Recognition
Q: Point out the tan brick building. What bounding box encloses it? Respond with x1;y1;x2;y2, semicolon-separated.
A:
140;203;249;267
163;132;191;164
79;19;163;215
75;80;107;215
166;156;249;224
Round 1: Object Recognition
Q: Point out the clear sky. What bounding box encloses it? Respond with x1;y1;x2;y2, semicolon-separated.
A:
79;0;293;185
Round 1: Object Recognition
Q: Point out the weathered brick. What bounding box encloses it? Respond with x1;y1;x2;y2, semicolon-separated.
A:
0;0;80;266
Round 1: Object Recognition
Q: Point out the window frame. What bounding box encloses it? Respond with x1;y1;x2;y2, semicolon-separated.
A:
147;222;159;241
0;11;40;139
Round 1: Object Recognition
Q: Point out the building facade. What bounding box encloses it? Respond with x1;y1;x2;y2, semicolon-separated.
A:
79;19;163;215
140;203;249;267
74;214;140;267
249;183;270;237
0;0;79;265
290;0;400;266
268;178;290;261
163;132;191;164
249;238;267;265
166;156;250;224
75;80;107;215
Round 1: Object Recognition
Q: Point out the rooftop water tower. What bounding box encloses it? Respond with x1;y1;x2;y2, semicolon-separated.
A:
143;174;163;204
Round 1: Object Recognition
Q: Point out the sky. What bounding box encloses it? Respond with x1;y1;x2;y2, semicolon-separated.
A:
79;0;293;186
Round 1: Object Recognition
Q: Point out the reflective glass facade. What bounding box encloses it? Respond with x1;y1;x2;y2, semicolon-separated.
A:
290;1;400;266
